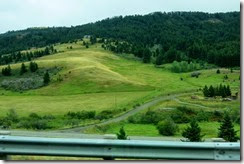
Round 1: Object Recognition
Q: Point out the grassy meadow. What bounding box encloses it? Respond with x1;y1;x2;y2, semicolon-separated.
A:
0;41;240;135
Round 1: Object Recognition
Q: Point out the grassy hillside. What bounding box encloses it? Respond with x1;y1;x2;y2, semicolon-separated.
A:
0;41;240;131
0;42;240;116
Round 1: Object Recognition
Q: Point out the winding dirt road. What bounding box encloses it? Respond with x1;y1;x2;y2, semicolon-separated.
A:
56;92;193;133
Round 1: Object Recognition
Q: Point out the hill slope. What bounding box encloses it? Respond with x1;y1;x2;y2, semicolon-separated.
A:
0;42;240;117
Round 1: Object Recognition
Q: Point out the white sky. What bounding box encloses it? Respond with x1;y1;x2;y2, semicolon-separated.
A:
0;0;240;34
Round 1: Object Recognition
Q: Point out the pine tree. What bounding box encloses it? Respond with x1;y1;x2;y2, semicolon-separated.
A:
142;48;151;63
226;85;231;97
116;127;127;140
218;113;238;142
43;71;50;85
20;63;27;75
215;85;219;96
182;119;204;142
203;85;209;97
219;84;224;97
222;85;227;98
208;85;215;97
216;69;220;74
29;61;38;72
2;65;12;76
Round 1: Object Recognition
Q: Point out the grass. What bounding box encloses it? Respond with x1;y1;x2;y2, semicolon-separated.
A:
0;42;240;130
0;91;150;117
85;122;240;139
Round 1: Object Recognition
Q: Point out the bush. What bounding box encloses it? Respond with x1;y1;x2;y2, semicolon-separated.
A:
18;119;50;130
157;118;178;136
1;77;44;91
6;109;19;123
42;114;55;120
96;110;114;120
0;117;12;129
29;113;41;119
196;111;211;122
171;61;201;73
127;114;142;124
170;108;190;124
211;110;223;121
191;72;201;78
66;110;96;120
65;119;80;127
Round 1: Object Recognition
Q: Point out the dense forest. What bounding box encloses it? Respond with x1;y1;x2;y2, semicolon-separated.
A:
0;11;240;67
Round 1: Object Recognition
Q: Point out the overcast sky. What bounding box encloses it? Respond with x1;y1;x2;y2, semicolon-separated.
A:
0;0;240;34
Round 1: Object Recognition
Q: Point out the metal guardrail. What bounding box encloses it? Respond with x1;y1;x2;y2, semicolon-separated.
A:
0;135;240;160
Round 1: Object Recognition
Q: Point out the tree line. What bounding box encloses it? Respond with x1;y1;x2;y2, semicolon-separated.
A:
1;62;50;86
0;46;57;65
203;84;231;98
0;11;240;67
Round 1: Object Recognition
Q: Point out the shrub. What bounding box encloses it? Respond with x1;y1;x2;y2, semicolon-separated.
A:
66;110;96;120
157;118;178;136
6;109;19;123
0;117;12;129
191;72;201;78
1;77;44;91
171;110;190;123
128;114;142;124
65;119;80;127
42;114;55;120
171;61;200;73
29;113;41;119
18;119;50;130
211;110;223;121
196;111;211;122
96;110;114;120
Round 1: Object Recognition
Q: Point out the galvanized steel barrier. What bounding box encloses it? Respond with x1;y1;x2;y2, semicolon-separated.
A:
0;135;240;160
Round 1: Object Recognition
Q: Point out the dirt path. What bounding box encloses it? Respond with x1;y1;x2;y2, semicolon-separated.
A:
55;92;193;133
173;98;210;109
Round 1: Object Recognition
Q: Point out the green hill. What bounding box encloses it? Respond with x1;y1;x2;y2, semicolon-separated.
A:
0;41;240;119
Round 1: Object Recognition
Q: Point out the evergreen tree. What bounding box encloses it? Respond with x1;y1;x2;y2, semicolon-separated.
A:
216;69;220;74
20;63;27;75
226;85;231;97
203;85;209;97
43;71;50;85
182;119;204;142
215;85;220;96
2;65;11;76
142;48;151;63
219;84;224;97
222;85;227;98
29;61;38;72
116;127;127;140
208;85;215;97
218;113;238;142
